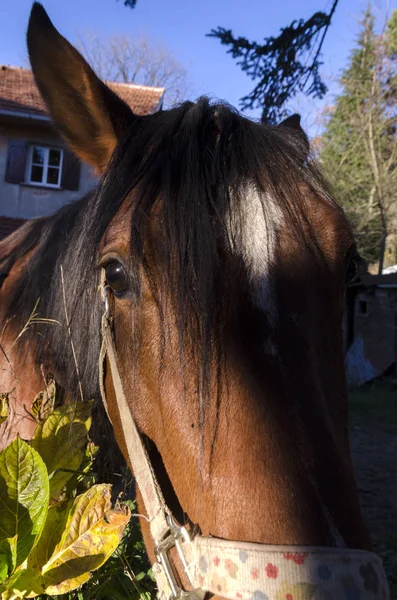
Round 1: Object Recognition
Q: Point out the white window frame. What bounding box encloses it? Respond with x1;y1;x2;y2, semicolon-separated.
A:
26;145;64;189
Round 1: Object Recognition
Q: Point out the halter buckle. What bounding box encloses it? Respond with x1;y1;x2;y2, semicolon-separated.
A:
154;515;204;599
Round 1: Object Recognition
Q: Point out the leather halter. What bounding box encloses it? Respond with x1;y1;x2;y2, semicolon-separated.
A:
99;281;390;600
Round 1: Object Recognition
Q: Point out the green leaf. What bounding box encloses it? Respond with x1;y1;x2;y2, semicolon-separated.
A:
0;502;74;599
0;536;17;582
0;557;8;584
63;440;99;498
30;402;93;500
0;438;49;569
27;500;73;574
0;568;39;598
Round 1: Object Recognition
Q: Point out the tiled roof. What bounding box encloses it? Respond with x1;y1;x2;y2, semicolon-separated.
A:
0;65;164;119
110;80;164;115
0;216;26;241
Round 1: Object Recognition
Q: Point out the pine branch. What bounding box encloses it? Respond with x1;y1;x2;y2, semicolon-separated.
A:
208;3;340;122
120;0;137;8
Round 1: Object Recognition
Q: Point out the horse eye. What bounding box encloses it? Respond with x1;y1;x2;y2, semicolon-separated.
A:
105;261;128;296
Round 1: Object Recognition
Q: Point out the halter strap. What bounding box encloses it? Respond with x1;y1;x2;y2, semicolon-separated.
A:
100;312;171;542
100;299;204;599
99;282;390;600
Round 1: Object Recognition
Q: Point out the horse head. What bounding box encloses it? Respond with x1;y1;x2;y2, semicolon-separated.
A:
8;4;388;598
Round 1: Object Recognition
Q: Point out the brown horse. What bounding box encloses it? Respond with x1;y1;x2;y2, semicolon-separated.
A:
0;3;390;599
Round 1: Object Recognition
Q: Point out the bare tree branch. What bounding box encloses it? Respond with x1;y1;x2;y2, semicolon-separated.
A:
77;31;192;108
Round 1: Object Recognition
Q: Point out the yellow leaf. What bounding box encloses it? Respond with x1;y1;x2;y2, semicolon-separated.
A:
0;393;9;424
41;484;129;595
5;485;130;597
31;379;56;423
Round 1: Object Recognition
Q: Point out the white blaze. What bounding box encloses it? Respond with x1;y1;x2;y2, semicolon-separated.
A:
227;185;283;323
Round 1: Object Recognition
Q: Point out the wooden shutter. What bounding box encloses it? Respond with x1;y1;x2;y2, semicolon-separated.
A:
61;149;81;191
5;140;27;184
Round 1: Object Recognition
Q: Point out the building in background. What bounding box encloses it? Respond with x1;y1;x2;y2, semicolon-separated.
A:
0;65;164;238
344;272;397;385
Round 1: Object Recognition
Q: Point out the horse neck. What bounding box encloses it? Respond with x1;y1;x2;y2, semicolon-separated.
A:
0;254;42;448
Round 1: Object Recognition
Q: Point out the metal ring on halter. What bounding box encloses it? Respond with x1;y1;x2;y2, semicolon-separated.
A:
103;284;111;319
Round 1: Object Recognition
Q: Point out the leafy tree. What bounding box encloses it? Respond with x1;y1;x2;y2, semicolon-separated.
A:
386;9;397;55
321;8;397;271
208;0;339;123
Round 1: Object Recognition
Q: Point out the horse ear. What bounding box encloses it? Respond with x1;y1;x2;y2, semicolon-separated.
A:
27;3;135;172
278;114;310;159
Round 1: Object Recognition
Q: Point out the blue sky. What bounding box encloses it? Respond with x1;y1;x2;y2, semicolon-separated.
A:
0;0;396;132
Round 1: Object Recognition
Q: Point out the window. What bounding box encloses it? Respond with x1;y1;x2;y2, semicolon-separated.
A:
6;140;81;191
26;145;63;188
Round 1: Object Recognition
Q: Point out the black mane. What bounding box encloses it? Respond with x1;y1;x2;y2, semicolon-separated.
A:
1;98;334;403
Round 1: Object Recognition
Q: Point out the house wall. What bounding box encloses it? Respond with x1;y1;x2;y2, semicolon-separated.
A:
353;287;397;374
0;119;97;218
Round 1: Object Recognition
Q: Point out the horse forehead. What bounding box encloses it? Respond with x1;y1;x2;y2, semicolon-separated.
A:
98;181;351;266
301;189;354;259
100;202;132;252
227;183;350;275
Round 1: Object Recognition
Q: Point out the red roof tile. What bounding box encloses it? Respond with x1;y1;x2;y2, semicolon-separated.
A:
0;216;26;241
0;65;164;119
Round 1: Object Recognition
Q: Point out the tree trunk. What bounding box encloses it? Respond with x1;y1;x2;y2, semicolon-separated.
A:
378;230;387;274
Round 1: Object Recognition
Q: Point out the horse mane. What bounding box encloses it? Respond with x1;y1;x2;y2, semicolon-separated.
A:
2;98;336;405
0;194;98;398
